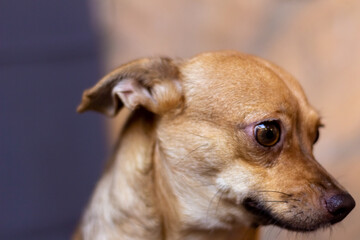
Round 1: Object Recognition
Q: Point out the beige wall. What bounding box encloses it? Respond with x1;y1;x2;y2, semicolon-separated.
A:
91;1;360;239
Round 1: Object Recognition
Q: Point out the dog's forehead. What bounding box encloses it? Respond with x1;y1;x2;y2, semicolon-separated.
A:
180;51;313;123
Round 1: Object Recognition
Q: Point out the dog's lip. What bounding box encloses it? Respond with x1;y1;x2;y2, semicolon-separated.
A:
243;197;275;225
242;197;330;232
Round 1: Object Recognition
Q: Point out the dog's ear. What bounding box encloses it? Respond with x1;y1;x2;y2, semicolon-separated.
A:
77;57;182;116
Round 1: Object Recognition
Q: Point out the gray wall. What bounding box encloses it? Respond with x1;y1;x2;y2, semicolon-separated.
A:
0;1;106;239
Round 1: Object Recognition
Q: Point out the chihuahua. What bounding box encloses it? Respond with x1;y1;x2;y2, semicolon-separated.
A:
74;51;355;240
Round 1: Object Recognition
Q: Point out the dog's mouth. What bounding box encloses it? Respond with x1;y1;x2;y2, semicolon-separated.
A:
243;198;275;226
243;197;330;232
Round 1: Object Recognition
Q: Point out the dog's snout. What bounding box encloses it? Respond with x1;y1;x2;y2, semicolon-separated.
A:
324;193;355;224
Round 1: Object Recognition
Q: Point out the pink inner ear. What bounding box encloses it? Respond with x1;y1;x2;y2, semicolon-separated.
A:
115;78;135;93
112;78;154;110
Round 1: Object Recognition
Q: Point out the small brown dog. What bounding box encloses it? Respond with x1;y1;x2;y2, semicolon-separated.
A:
75;51;355;240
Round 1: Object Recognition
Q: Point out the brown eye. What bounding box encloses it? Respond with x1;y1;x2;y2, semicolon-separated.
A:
254;121;281;147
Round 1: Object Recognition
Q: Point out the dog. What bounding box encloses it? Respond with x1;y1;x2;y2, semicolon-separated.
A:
74;51;355;240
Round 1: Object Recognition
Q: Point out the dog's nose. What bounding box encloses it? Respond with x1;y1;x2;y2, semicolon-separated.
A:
325;193;355;223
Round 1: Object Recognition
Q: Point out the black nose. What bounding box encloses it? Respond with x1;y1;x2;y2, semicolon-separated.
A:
325;193;356;224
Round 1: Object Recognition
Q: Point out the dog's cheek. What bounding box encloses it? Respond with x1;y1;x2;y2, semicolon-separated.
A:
157;118;237;173
216;163;258;204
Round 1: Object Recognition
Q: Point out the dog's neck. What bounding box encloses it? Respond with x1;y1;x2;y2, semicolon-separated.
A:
80;109;258;240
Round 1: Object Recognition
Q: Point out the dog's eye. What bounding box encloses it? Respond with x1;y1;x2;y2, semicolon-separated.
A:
313;124;324;144
313;129;320;144
254;121;281;147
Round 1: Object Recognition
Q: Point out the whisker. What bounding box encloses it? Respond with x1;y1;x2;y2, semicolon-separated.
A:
256;190;301;202
180;143;208;161
182;131;212;140
262;200;288;203
215;189;227;214
206;187;224;224
246;199;289;203
257;190;293;197
174;143;209;169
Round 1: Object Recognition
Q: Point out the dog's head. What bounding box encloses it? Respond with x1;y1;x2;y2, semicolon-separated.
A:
78;51;355;232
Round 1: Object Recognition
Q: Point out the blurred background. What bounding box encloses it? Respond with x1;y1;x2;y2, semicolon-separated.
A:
1;0;359;239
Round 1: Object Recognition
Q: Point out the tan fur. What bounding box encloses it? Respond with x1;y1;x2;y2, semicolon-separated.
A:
74;51;354;240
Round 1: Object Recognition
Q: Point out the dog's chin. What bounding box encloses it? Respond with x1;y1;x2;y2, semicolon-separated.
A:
243;198;331;232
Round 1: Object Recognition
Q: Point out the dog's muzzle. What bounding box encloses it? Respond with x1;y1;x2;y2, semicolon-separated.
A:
243;191;355;232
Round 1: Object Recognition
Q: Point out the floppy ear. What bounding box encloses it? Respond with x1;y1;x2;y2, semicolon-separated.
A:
77;57;182;116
